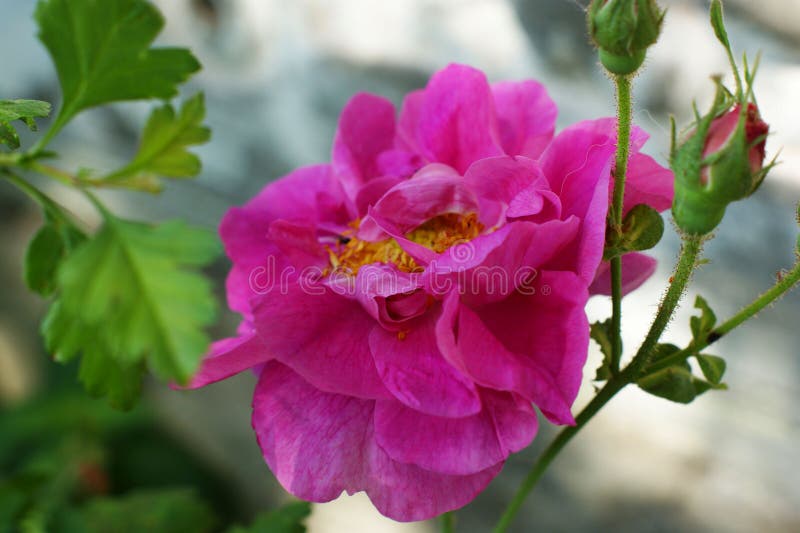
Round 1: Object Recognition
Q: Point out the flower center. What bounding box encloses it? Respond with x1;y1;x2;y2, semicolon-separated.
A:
329;213;484;274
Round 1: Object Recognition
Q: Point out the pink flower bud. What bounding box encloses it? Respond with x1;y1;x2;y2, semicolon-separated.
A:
701;103;768;185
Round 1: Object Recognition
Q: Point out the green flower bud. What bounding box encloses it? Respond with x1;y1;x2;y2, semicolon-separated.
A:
588;0;665;75
672;85;769;236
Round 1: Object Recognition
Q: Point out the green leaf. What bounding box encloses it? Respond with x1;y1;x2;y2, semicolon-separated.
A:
709;0;730;51
604;204;665;260
649;343;681;364
638;346;726;404
695;354;726;385
0;485;28;533
690;295;717;341
638;361;700;404
0;99;51;149
24;218;85;297
590;319;614;381
43;215;220;394
35;0;200;133
104;93;210;186
227;502;311;533
81;489;216;533
44;302;145;410
77;342;145;410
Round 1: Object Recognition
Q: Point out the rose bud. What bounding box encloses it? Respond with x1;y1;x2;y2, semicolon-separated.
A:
588;0;665;75
672;85;770;236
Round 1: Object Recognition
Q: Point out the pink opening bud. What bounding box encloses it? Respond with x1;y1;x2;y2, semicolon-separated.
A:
701;103;768;184
672;95;771;236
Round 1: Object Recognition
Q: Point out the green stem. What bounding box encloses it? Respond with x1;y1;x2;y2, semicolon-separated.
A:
610;255;624;372
609;75;633;374
25;161;79;188
611;76;632;230
30;104;78;155
441;511;455;533
493;234;704;531
0;169;71;225
492;375;628;533
625;234;704;378
646;259;800;373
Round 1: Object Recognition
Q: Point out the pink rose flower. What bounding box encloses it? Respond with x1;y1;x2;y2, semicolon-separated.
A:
186;64;673;521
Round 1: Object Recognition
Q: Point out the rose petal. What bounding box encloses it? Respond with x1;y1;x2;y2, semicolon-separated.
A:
400;64;503;173
436;271;589;425
589;252;658;297
373;389;537;475
369;312;481;418
539;119;617;283
332;93;397;198
251;283;391;400
253;362;503;522
492;80;557;159
623;153;675;215
185;328;269;389
463;155;555;228
424;219;580;305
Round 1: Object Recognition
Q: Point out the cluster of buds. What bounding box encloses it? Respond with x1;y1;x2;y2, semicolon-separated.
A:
588;0;665;75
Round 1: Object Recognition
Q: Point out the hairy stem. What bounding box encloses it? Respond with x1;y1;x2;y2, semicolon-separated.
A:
609;75;633;374
492;375;627;533
625;235;704;378
493;234;704;531
646;259;800;373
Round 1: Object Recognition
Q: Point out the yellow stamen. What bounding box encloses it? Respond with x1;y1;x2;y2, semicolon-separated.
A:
330;213;484;274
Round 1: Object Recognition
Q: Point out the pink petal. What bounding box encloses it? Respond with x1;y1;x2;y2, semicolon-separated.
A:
463;155;556;228
400;64;503;173
185;328;270;388
623;153;675;215
364;439;502;522
589;252;658;296
359;166;479;239
374;390;537;476
351;264;427;329
369;312;481;418
332;93;397;198
267;220;329;271
253;362;504;522
424;218;580;306
355;175;403;217
253;362;371;502
492;80;557;159
436;271;590;425
539;119;617;284
396;89;425;154
220;165;352;316
485;389;539;454
251;283;391;400
376;149;424;179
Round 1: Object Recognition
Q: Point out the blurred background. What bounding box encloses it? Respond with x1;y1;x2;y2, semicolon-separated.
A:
1;0;799;531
